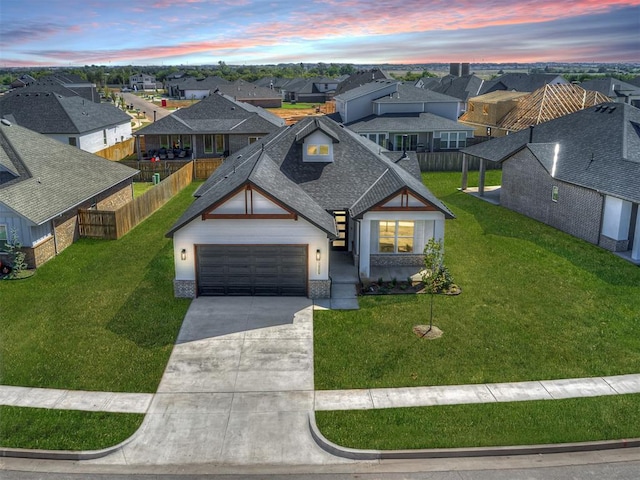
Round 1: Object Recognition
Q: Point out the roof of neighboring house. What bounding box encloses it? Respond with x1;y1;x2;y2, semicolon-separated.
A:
499;83;610;132
480;73;568;94
4;80;101;103
579;78;640;100
334;79;399;102
215;80;282;101
374;83;461;104
627;76;640;87
0;91;132;134
134;92;284;136
167;76;231;90
0;120;138;225
461;102;640;203
334;68;392;95
346;112;475;134
167;116;454;237
426;74;485;102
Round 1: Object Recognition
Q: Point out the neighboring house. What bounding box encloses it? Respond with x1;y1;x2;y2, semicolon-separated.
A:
334;68;392;96
0;119;138;268
10;74;37;89
579;78;640;107
278;77;340;103
0;90;133;154
7;76;100;103
424;74;485;113
460;102;640;263
334;80;473;152
166;115;454;299
134;92;284;160
129;73;158;91
479;73;568;95
461;84;609;137
166;76;230;100
214;80;283;108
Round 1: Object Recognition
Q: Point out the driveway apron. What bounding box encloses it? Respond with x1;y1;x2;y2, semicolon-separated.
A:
94;297;349;466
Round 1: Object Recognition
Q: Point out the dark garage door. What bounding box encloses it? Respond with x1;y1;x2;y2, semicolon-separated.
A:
196;245;308;296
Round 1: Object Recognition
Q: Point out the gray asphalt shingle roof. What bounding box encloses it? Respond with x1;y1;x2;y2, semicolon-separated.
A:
168;116;453;237
135;92;284;136
374;83;460;104
0;92;131;134
0;121;138;225
462;102;640;203
346;112;474;134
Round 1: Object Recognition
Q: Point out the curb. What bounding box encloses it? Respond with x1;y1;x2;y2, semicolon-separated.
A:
308;411;640;459
0;425;138;461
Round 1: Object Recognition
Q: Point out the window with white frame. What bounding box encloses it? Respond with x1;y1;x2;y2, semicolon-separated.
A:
248;136;261;145
552;185;559;202
204;134;225;154
307;144;330;155
103;129;107;145
361;133;387;147
440;132;467;149
378;220;415;253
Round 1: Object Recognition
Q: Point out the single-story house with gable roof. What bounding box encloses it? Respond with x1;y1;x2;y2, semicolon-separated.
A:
461;102;640;263
0;120;138;268
134;92;284;160
166;115;454;298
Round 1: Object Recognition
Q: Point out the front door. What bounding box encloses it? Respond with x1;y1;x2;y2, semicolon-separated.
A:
331;211;348;251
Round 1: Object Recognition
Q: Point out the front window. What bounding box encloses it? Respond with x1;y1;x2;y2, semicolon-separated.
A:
378;220;414;253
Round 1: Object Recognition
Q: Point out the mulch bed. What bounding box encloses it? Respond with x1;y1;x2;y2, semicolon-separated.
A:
360;280;461;296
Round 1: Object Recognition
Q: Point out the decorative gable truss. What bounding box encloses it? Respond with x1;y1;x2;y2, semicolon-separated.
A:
202;183;298;220
371;188;439;212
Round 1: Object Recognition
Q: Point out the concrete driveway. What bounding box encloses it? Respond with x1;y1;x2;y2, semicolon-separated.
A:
93;297;350;466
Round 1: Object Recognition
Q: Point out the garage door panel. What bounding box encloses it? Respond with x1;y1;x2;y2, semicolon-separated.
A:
197;245;307;296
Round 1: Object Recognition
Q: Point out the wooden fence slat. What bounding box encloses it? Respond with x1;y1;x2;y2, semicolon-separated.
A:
78;160;198;240
417;152;500;172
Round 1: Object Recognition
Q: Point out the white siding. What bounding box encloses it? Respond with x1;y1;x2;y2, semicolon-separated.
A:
380;192;429;208
212;189;289;215
173;217;330;282
49;121;132;154
0;204;45;247
424;102;460;121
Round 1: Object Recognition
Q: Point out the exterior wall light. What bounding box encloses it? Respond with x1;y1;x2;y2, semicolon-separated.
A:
181;249;187;261
316;249;321;261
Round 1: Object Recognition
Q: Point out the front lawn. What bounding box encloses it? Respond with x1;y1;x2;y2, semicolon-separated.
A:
315;170;640;390
0;183;199;393
314;170;640;448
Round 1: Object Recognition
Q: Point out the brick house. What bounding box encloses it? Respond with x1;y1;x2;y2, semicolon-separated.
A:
460;103;640;263
0;120;138;268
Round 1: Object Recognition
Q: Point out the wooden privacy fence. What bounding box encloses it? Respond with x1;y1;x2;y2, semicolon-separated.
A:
417;151;500;172
95;138;136;162
79;161;194;240
119;158;224;182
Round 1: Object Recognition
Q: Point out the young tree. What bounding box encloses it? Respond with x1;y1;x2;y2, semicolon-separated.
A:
421;238;453;331
3;228;27;279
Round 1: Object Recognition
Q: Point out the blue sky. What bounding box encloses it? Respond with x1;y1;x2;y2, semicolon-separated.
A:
1;0;639;67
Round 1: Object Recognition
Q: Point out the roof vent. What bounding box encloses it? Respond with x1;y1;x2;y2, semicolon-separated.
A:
1;118;12;126
608;106;616;113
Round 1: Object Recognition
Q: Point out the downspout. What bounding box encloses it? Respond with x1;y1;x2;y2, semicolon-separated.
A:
52;218;59;255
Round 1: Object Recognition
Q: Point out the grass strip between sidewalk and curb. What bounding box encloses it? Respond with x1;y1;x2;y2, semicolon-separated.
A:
315;394;640;450
0;406;144;451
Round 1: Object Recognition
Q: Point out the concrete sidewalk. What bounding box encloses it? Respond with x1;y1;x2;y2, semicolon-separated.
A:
2;373;639;413
315;373;640;411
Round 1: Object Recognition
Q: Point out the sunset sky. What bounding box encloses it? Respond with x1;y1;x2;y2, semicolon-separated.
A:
1;0;639;67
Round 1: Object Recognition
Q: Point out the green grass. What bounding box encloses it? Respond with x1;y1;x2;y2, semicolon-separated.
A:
314;170;640;448
278;102;321;109
315;170;640;390
316;394;640;449
133;181;154;198
0;183;200;393
0;406;143;451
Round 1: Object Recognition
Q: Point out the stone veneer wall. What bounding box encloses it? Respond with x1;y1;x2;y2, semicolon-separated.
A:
370;254;425;266
599;235;629;252
309;279;331;299
174;279;196;298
